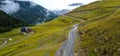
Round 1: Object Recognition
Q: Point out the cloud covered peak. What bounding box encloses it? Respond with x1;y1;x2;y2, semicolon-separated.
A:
0;0;37;14
0;0;20;14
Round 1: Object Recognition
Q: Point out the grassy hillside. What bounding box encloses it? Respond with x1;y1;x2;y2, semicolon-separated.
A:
0;0;120;56
0;10;29;33
68;0;120;56
0;16;80;56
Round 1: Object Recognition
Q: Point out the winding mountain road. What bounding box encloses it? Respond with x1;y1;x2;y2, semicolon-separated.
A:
64;16;85;22
55;24;79;56
0;40;7;46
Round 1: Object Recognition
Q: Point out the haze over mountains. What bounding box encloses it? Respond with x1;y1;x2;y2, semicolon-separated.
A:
0;0;58;24
52;9;70;15
52;3;83;16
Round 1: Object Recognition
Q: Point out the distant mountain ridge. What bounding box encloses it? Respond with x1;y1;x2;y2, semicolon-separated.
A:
0;0;58;24
52;9;70;15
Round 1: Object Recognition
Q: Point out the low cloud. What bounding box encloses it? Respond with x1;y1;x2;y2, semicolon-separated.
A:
17;0;37;7
0;0;20;14
68;3;83;6
0;0;37;14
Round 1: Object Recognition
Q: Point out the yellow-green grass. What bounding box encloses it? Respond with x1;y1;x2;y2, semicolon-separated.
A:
0;16;81;56
72;9;120;56
71;0;120;13
76;14;120;56
0;41;3;44
1;0;120;56
61;0;120;56
68;7;116;20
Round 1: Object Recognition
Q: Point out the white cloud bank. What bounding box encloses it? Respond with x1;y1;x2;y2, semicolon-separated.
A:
0;0;37;14
31;0;98;10
0;0;20;14
17;0;98;10
0;0;98;14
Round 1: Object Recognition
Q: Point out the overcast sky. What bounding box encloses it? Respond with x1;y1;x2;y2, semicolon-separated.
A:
29;0;98;10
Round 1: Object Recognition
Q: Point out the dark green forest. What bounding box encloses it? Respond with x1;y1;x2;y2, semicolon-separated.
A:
0;10;29;33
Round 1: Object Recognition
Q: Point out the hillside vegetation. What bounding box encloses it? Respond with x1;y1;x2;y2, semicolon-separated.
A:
8;0;57;24
0;0;120;56
0;16;80;56
0;10;29;33
69;0;120;56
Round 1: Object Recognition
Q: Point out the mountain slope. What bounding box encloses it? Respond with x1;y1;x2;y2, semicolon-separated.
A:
0;10;29;33
0;16;80;56
52;9;70;15
67;0;120;56
0;0;58;24
0;0;120;56
13;1;58;24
